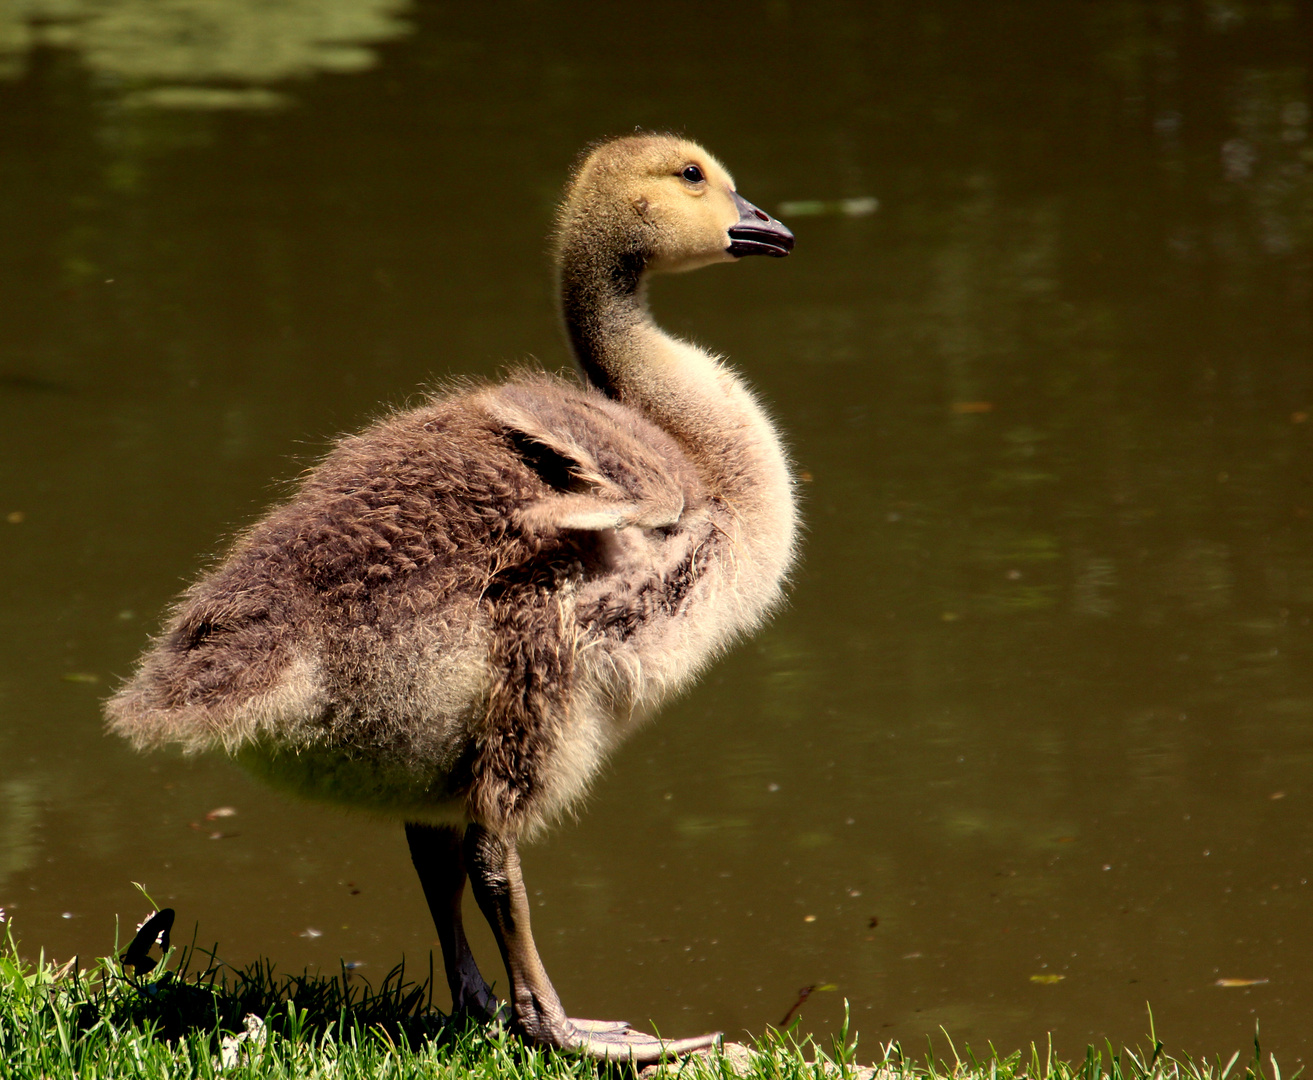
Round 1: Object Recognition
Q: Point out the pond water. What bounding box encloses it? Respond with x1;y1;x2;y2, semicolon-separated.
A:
2;0;1312;1064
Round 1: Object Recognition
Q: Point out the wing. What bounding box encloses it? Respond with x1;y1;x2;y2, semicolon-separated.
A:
479;377;707;536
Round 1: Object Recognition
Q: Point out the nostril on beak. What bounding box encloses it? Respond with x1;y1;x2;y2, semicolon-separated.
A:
753;209;768;221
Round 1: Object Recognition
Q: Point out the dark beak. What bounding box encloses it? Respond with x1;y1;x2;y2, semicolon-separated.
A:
727;192;795;258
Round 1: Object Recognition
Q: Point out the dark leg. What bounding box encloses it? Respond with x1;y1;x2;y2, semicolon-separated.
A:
404;821;503;1020
463;823;720;1062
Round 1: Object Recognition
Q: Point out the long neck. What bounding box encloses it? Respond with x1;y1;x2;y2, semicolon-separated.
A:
559;236;796;572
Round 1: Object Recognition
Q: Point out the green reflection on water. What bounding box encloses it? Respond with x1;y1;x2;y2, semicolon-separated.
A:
0;1;413;106
0;782;39;889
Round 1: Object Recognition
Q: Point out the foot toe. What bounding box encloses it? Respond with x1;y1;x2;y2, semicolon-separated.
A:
563;1021;721;1063
568;1018;631;1035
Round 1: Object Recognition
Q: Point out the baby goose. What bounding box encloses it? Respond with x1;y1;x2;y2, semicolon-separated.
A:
106;134;796;1061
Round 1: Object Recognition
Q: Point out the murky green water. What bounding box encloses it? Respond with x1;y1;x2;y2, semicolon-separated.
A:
3;0;1313;1063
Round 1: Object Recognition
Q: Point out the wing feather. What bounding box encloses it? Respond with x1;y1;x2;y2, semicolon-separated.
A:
479;378;704;536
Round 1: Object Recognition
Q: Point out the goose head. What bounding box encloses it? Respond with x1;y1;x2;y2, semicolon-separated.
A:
556;134;794;278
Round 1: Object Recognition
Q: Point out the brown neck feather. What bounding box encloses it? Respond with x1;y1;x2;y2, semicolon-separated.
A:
558;236;648;400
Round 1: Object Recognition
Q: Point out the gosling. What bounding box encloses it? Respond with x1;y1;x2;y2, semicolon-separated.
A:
106;133;796;1061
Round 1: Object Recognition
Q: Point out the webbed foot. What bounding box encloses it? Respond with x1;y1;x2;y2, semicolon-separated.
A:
553;1019;720;1062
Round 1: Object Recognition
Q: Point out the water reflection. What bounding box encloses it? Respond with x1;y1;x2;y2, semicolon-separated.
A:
0;781;39;889
0;0;413;107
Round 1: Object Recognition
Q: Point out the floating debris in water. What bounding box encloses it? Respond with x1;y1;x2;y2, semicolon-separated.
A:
7;511;24;524
205;806;238;820
61;672;99;684
777;197;879;218
1029;974;1065;984
1215;977;1268;987
300;927;324;939
779;982;837;1026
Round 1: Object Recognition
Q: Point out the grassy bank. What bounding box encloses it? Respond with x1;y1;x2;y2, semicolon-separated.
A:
0;914;1292;1080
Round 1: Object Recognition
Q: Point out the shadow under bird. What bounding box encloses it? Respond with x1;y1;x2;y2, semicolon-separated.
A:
106;133;797;1061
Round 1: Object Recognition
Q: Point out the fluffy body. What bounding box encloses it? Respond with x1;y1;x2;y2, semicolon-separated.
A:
109;369;793;835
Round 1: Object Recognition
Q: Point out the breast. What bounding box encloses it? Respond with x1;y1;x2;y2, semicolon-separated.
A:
235;741;474;824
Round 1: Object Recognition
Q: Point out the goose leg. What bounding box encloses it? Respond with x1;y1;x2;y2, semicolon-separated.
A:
463;823;720;1062
404;822;503;1020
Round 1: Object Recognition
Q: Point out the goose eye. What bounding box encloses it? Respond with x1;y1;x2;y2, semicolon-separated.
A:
681;165;705;184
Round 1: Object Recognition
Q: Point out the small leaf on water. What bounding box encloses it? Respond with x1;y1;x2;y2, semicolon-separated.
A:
777;197;879;218
778;200;826;216
1215;978;1269;987
1029;974;1065;984
840;197;879;217
61;672;98;683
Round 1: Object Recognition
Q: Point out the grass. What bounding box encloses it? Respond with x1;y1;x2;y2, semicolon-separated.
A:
0;910;1298;1080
